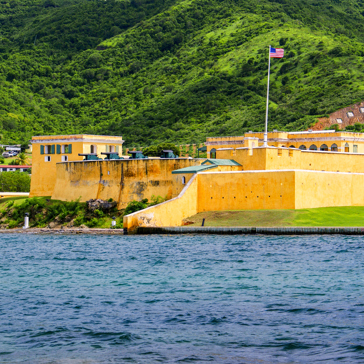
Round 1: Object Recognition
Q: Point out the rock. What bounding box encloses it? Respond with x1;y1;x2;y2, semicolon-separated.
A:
79;224;89;229
86;199;117;212
48;221;57;229
182;219;194;226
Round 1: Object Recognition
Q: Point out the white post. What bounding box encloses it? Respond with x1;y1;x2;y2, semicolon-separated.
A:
264;45;271;147
111;216;116;228
23;213;29;229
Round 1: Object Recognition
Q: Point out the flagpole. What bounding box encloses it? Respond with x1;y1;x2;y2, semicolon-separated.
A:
264;45;271;147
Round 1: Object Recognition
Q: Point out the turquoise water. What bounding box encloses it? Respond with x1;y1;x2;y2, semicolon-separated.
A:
0;234;363;363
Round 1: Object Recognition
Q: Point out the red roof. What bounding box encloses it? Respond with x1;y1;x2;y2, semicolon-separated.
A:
0;165;31;168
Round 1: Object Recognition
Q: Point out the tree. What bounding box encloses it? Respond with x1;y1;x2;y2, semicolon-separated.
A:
143;143;180;157
16;152;30;165
0;172;31;192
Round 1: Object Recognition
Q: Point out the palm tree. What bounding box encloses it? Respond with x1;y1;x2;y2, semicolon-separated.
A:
16;152;30;165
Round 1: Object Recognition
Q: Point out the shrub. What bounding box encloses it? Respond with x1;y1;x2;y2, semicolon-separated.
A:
0;172;31;192
124;199;148;215
143;143;180;157
86;218;99;228
73;214;85;227
149;195;165;206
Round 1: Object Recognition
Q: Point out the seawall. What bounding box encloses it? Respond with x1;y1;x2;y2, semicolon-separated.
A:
135;226;364;235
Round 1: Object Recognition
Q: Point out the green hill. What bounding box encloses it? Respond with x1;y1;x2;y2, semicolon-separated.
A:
1;0;364;146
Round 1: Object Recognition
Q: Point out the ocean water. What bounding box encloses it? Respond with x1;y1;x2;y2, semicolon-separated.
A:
0;234;363;363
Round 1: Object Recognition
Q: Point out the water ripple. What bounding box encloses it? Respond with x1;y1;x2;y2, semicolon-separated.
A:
0;234;363;363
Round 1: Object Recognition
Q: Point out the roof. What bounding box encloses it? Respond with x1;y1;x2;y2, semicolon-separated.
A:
198;146;207;152
172;165;217;174
202;159;241;166
0;165;31;168
128;151;143;154
162;150;173;153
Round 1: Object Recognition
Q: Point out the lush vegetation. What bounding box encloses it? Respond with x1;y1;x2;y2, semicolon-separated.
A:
0;196;123;228
143;143;180;157
2;0;364;146
187;207;364;227
0;172;31;192
0;195;165;228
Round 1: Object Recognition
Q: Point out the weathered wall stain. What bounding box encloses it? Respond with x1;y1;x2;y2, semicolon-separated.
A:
52;158;203;208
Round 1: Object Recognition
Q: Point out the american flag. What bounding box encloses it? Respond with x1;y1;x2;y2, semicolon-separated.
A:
270;47;284;58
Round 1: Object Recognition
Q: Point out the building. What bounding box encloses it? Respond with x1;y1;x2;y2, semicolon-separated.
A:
28;130;364;231
124;130;364;231
313;101;364;130
0;165;31;173
30;134;124;197
205;130;364;157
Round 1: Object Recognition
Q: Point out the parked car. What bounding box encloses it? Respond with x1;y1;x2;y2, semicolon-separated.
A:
2;152;10;158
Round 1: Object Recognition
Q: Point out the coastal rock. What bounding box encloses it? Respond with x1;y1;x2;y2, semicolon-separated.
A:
87;199;117;212
79;224;89;229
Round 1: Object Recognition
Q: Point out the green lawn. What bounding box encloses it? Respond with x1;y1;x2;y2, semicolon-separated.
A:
1;153;32;166
186;207;364;227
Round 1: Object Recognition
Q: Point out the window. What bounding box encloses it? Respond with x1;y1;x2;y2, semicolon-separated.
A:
109;145;115;153
309;144;317;151
61;144;72;154
299;145;307;150
182;176;186;184
289;145;295;148
347;111;354;118
44;156;51;162
210;148;216;159
90;145;97;154
345;143;349;152
320;144;328;151
360;107;364;113
44;145;54;154
62;155;68;162
336;118;343;124
353;145;358;153
331;143;338;151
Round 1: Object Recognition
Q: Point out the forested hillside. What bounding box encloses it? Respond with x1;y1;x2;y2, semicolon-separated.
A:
1;0;364;146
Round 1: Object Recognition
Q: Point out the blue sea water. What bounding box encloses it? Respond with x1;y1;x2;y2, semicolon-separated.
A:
0;234;363;363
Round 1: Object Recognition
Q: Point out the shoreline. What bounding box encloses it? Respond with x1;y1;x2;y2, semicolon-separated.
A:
0;228;125;235
2;226;364;235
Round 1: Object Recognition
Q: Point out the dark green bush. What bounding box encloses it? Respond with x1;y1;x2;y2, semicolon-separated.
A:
0;172;31;192
124;199;149;215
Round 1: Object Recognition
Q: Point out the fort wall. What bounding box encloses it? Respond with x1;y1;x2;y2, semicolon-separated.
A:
51;158;202;208
123;169;364;230
123;174;199;231
216;147;364;173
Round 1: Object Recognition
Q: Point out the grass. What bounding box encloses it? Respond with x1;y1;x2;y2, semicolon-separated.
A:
1;153;32;165
186;207;364;227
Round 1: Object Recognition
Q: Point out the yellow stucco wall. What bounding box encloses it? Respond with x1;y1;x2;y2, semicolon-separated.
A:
197;171;295;211
294;171;364;209
216;147;364;173
30;135;124;197
123;174;199;231
206;131;364;154
123;169;364;229
52;158;203;208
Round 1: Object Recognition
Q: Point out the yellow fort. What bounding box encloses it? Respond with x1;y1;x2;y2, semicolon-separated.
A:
124;129;364;230
28;130;364;231
30;134;125;197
